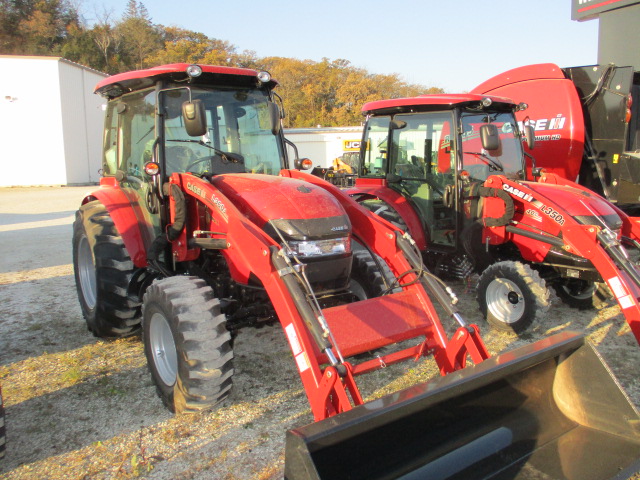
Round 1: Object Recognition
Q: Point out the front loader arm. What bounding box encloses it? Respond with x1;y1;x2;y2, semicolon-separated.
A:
169;173;358;419
282;169;490;372
490;174;640;344
563;223;640;343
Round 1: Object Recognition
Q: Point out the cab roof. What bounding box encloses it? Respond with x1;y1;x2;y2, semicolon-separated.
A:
94;63;278;99
362;94;516;115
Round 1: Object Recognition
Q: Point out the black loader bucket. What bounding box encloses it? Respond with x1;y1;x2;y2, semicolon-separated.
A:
285;332;640;480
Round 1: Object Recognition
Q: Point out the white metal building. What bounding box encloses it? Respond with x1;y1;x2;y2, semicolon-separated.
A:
284;126;363;169
0;56;108;187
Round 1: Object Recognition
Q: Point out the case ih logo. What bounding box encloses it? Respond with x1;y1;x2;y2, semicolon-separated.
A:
187;182;205;198
503;184;534;202
519;115;566;141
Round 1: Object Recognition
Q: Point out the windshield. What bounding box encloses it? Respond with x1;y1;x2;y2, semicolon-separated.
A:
460;110;524;181
360;111;458;246
160;87;284;176
361;115;391;177
361;112;456;179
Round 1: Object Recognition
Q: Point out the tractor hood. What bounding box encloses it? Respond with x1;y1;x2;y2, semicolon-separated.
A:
524;182;623;230
211;174;351;240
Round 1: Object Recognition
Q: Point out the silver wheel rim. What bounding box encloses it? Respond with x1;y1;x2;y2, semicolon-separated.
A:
149;312;178;387
77;235;97;309
485;278;525;324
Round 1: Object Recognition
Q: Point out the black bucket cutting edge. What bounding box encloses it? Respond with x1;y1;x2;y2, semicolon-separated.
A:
285;331;640;480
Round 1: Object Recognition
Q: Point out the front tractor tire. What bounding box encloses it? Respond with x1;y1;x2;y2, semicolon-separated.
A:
476;261;551;334
72;200;141;338
142;276;234;414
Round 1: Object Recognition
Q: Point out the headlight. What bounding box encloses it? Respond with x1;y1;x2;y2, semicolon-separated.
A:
285;237;351;257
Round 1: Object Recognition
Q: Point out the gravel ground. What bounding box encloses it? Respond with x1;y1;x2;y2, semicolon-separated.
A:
0;186;638;480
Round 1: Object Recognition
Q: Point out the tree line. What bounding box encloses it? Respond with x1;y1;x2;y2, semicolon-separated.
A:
0;0;443;127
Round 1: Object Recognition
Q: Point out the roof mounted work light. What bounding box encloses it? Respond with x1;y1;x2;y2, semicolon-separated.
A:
186;65;202;78
257;71;271;84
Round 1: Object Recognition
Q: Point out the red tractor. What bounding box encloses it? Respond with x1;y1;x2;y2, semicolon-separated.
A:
72;64;640;479
346;94;640;343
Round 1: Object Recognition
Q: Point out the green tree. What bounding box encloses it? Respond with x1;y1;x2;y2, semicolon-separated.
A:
114;0;161;70
60;22;105;70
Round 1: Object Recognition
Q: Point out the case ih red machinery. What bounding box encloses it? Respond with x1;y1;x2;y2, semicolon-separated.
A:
72;64;640;479
473;63;640;214
346;94;640;344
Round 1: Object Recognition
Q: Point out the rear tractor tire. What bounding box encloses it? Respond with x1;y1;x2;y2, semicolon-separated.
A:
142;276;234;414
349;250;393;300
358;198;408;231
476;261;551;334
72;200;141;338
553;279;611;310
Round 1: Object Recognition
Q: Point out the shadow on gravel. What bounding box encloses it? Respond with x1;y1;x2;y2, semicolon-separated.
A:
0;274;113;363
0;366;162;473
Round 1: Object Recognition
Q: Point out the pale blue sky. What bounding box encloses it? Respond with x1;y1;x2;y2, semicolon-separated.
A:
80;0;600;93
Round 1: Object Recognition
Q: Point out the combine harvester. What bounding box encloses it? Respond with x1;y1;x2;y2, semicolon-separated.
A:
472;63;640;214
72;63;640;479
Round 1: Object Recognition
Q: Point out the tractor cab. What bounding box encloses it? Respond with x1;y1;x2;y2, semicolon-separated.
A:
95;64;287;247
97;64;286;180
353;95;530;256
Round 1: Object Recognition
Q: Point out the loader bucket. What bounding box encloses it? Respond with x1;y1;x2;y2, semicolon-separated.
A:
285;332;640;480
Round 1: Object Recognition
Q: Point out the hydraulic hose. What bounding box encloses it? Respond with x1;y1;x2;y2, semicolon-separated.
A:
395;232;460;320
460;184;516;268
166;183;187;241
505;225;565;247
598;230;640;287
270;246;333;353
472;184;515;228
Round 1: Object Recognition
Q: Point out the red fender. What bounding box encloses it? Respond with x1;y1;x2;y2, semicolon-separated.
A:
343;177;428;250
81;178;148;268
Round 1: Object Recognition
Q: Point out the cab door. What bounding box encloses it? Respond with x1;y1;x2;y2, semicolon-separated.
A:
107;89;160;248
389;112;457;248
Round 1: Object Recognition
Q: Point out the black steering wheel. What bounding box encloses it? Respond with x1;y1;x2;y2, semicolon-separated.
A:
185;156;213;173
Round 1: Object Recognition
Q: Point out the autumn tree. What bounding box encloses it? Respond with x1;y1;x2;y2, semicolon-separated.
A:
146;26;237;66
0;1;444;126
0;0;79;54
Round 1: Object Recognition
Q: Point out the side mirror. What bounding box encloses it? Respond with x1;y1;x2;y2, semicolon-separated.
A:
524;125;535;150
268;101;282;135
480;124;500;151
182;99;207;137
